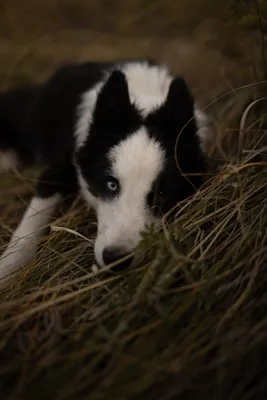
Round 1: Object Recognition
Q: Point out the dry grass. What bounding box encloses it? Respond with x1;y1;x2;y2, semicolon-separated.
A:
1;87;267;399
1;0;267;399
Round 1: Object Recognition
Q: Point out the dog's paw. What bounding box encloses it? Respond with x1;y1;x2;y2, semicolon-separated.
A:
0;239;37;283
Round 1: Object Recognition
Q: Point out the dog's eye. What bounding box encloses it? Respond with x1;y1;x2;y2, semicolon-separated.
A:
156;189;165;201
106;178;119;192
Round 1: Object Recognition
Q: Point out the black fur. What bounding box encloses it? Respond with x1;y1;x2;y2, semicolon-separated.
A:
36;160;77;198
145;77;207;215
0;86;41;164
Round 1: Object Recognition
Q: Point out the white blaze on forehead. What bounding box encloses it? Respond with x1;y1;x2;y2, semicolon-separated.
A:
122;62;172;116
108;127;165;195
94;127;165;267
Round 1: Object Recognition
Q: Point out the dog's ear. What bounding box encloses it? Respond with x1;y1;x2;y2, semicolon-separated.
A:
145;77;196;138
164;77;194;125
100;70;130;108
93;70;134;129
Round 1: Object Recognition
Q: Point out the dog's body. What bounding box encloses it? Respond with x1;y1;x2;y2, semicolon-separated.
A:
0;60;210;282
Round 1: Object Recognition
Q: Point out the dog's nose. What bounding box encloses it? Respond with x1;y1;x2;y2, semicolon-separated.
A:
102;246;133;270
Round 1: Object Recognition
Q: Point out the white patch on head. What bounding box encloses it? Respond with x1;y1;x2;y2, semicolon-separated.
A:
94;127;165;267
0;150;20;172
121;62;172;116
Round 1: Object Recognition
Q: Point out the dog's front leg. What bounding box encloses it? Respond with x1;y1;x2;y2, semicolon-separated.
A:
0;161;77;283
0;194;61;281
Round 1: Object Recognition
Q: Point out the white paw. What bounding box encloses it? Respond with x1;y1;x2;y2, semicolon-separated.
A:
0;239;37;283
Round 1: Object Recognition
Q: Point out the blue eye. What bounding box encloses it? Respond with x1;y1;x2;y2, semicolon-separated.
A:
106;178;118;192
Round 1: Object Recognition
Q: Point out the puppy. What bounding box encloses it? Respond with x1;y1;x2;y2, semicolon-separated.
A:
0;60;210;281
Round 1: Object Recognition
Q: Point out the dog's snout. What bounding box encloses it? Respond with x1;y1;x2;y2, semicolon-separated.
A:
102;246;133;270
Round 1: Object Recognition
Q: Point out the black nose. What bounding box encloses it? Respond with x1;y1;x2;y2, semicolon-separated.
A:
102;246;133;271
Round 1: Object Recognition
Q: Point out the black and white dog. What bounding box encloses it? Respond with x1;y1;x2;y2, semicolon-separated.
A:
0;60;210;282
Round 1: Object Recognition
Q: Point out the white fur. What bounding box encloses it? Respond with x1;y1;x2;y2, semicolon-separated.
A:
76;127;165;266
0;194;61;283
93;128;164;266
121;62;171;116
0;150;20;172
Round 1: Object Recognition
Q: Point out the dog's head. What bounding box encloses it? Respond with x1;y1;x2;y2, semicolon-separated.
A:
75;65;209;269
